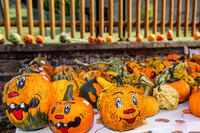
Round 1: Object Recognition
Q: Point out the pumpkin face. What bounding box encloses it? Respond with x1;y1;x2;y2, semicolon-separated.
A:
147;34;156;41
23;35;34;44
136;35;143;42
95;36;104;43
88;36;95;43
189;92;200;117
3;73;56;130
156;34;165;41
0;34;6;44
106;35;113;42
98;85;145;131
35;35;44;43
194;31;200;40
166;29;173;40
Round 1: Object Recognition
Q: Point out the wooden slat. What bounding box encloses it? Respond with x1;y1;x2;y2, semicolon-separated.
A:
153;0;157;34
127;0;132;38
80;0;85;38
3;0;10;39
109;0;113;36
90;0;95;36
27;0;34;36
70;0;76;38
49;0;55;39
60;0;65;32
15;0;23;37
38;0;45;37
136;0;141;36
161;0;166;34
145;0;149;37
184;0;189;37
169;0;174;30
99;0;104;37
177;0;182;37
192;0;197;36
119;0;123;38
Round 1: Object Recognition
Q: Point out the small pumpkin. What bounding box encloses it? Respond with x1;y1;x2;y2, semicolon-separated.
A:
156;34;165;41
9;33;21;44
136;35;143;42
166;29;173;40
143;96;159;117
98;77;145;131
189;92;200;117
95;36;104;43
49;84;94;133
106;35;113;42
88;36;95;43
194;31;200;40
164;78;190;103
3;73;56;130
0;34;6;44
153;85;179;110
23;34;34;44
35;35;44;44
147;34;156;41
165;54;180;62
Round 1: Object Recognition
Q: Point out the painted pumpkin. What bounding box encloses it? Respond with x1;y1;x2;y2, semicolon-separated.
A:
143;96;159;117
9;33;21;44
147;34;156;41
88;36;95;43
98;78;145;131
156;34;165;41
49;84;94;133
106;35;113;42
194;31;200;40
0;34;6;44
95;36;104;43
164;78;190;103
35;35;44;43
153;85;179;110
23;34;34;44
2;73;56;130
189;92;200;117
136;35;143;42
166;29;173;40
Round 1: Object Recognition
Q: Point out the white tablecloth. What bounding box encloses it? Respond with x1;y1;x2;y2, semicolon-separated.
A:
16;102;200;133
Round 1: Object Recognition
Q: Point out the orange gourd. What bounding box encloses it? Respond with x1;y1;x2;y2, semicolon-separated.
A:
166;29;173;40
95;36;104;43
194;31;200;40
106;36;113;42
156;34;165;41
0;34;6;44
88;36;95;43
35;35;44;43
136;35;143;42
147;34;156;41
23;34;34;44
189;92;200;117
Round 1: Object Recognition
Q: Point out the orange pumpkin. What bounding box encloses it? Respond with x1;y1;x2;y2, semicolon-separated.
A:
49;84;94;133
106;35;113;42
147;34;156;41
35;35;44;43
165;54;179;62
95;36;104;43
189;92;200;117
23;34;34;44
156;34;165;41
88;36;95;43
166;29;173;40
194;31;200;40
0;34;6;44
164;78;190;103
136;35;143;42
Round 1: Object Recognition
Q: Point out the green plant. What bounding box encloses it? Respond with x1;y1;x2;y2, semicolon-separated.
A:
141;3;153;21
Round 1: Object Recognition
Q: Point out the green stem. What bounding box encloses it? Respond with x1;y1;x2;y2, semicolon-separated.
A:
63;84;75;101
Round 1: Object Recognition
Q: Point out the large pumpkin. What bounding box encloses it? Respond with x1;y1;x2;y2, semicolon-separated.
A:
2;73;56;130
49;84;94;133
98;79;145;131
189;92;200;117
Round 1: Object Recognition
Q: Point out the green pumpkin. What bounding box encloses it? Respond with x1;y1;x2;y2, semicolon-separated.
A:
59;32;69;43
9;33;21;44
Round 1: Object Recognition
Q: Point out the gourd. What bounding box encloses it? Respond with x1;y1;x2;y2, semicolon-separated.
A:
0;34;6;44
23;34;34;44
189;92;200;117
9;33;21;44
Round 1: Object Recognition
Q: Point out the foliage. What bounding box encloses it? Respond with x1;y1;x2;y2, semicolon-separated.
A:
141;3;153;21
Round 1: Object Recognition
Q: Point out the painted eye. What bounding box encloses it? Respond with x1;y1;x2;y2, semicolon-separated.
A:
116;97;122;108
51;105;57;114
16;77;26;89
64;104;71;114
132;94;138;105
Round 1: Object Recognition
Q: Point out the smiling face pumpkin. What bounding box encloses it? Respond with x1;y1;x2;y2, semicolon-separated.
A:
99;85;145;131
2;73;56;130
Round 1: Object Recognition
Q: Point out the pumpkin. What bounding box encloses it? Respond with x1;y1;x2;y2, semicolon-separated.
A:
136;35;143;42
9;33;21;44
35;35;44;43
147;34;156;41
54;65;74;76
156;34;165;41
23;34;34;44
139;67;158;83
164;78;190;103
88;36;95;43
153;85;179;110
106;35;113;42
0;34;6;44
165;54;180;62
143;96;159;117
189;92;200;117
124;61;140;74
49;84;94;133
95;36;104;43
173;72;196;87
193;31;200;40
2;73;56;130
98;77;145;131
166;29;173;40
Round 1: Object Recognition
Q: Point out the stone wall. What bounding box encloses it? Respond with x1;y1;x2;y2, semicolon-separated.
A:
0;40;200;131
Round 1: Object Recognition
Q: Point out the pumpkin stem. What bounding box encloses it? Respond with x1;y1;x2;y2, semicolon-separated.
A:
96;77;112;90
63;84;75;101
116;75;124;87
143;87;151;97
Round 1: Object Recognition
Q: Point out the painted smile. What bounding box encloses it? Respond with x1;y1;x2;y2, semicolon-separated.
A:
4;97;40;120
120;112;140;124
